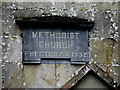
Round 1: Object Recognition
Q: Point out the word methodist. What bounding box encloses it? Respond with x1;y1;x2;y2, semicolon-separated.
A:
23;29;88;61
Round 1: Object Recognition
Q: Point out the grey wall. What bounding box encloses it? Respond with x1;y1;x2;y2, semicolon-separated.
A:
72;71;113;89
0;1;119;89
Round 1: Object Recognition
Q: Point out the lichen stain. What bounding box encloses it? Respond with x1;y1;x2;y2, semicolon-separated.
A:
10;36;17;42
79;7;86;11
102;39;116;74
104;46;112;64
103;38;115;64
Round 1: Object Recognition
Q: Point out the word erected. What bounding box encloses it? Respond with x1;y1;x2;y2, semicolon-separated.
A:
24;50;88;58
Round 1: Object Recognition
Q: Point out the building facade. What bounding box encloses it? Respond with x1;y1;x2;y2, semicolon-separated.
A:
0;1;119;89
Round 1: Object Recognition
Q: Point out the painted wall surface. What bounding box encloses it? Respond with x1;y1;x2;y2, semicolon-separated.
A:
0;1;119;89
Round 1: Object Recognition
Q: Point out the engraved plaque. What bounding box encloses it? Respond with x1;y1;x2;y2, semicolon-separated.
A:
15;16;94;64
23;29;88;64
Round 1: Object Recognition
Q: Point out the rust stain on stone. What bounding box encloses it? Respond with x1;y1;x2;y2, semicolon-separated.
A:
56;73;60;82
41;76;52;86
56;64;61;68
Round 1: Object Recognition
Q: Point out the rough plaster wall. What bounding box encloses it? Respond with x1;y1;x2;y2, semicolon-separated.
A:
0;1;119;88
0;1;2;89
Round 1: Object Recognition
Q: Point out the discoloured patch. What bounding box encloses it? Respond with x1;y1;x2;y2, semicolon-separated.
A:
10;36;17;41
3;63;24;88
56;64;61;68
41;76;52;86
22;64;55;88
56;73;60;82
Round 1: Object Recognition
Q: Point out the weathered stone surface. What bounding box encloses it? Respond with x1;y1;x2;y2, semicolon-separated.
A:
0;35;2;89
0;61;2;89
17;2;52;10
90;11;118;40
118;40;120;85
95;2;118;11
90;38;119;84
0;7;2;60
72;72;112;89
2;36;22;63
0;36;2;62
1;2;119;11
108;66;119;83
90;38;118;64
0;1;2;7
3;63;24;88
1;1;119;89
55;64;82;88
13;9;44;18
22;64;55;88
0;4;1;34
0;6;2;89
2;8;21;35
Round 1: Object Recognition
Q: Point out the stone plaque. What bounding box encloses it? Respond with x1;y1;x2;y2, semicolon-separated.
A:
23;29;88;64
15;16;94;64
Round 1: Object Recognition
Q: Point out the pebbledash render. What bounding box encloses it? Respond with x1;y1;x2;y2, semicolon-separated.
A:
0;1;119;89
